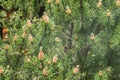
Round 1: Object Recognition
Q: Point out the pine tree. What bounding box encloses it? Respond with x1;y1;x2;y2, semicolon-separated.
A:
0;0;120;80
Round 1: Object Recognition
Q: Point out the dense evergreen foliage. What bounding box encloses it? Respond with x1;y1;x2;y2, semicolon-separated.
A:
0;0;120;80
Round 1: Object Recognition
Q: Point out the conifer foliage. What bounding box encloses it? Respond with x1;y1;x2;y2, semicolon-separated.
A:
0;0;120;80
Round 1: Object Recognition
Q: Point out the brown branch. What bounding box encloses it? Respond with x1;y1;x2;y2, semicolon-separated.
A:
64;21;74;52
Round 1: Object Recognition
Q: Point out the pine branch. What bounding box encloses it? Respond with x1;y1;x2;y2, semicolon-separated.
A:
39;24;48;46
64;21;74;52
